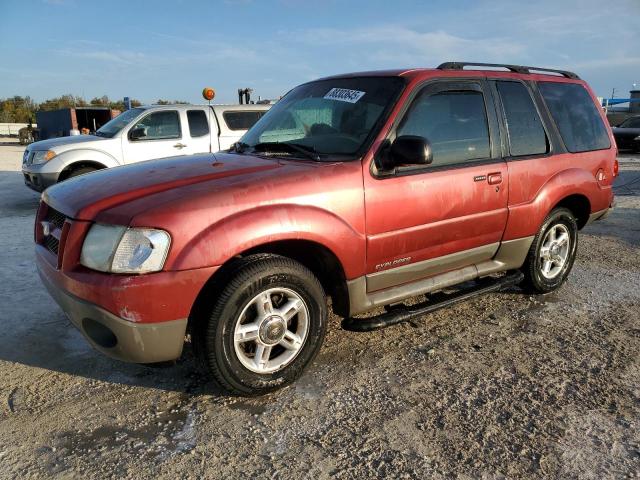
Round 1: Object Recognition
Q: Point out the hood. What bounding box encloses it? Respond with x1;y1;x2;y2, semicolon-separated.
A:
43;153;282;221
29;134;110;152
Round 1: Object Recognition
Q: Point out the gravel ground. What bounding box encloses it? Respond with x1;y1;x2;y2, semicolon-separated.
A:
0;138;638;478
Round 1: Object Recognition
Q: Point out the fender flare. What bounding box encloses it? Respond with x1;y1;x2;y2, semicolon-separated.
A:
167;204;366;279
42;148;121;175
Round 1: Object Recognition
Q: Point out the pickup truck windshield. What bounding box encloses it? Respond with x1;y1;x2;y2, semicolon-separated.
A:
238;77;405;159
96;108;145;138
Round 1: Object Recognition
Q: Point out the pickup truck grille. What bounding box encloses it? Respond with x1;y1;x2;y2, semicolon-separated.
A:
46;208;67;231
22;150;35;166
44;234;60;255
40;206;69;257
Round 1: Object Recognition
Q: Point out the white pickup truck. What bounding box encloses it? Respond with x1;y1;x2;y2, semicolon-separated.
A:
22;103;270;192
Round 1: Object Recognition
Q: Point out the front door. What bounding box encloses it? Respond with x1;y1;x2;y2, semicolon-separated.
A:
122;109;185;163
363;80;508;292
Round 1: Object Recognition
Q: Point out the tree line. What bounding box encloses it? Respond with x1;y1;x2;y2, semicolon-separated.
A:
0;95;188;123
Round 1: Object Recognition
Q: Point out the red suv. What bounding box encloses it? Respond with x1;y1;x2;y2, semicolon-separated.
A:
36;62;616;395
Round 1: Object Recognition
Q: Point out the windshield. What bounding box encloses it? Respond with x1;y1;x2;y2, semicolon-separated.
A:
238;77;405;159
96;108;145;138
619;117;640;129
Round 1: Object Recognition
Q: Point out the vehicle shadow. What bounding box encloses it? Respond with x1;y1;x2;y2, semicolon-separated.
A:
0;171;40;216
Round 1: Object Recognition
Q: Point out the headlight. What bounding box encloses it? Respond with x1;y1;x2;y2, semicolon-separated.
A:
634;135;640;141
80;224;171;274
31;150;56;165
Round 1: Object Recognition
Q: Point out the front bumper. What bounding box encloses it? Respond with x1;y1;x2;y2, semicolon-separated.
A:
36;245;219;363
39;266;188;363
22;167;59;192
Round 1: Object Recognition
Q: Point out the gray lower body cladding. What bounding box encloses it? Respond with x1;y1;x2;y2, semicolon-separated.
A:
346;236;534;316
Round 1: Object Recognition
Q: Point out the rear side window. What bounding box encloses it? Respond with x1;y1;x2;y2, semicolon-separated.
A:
187;110;209;137
538;82;610;153
496;81;548;156
397;90;491;167
223;111;266;131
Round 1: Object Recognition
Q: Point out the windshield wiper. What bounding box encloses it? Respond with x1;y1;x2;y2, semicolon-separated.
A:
251;142;321;161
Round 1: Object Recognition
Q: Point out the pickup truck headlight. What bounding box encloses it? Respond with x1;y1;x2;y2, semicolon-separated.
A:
31;150;56;165
80;224;171;274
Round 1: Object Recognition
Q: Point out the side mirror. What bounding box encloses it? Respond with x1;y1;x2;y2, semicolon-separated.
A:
389;135;433;167
129;126;147;141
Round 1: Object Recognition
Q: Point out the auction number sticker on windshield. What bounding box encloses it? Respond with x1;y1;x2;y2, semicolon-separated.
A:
324;88;366;103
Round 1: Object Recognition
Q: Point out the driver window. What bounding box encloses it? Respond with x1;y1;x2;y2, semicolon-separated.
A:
132;111;181;140
397;90;491;167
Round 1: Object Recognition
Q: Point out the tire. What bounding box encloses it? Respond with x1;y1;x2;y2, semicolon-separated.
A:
194;254;327;396
66;166;97;179
521;207;578;293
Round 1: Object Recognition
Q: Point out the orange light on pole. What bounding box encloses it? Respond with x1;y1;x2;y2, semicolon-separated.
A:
202;87;215;101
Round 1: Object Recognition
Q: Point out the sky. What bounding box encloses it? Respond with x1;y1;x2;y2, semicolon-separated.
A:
1;0;639;104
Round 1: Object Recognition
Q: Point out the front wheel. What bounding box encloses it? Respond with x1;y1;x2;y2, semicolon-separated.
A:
521;208;578;293
65;166;97;179
194;254;327;396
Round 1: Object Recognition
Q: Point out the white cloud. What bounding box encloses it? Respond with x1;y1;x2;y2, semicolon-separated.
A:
56;49;147;65
291;26;525;67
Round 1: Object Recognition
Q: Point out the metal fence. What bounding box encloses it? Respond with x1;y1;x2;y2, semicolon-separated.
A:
0;123;36;136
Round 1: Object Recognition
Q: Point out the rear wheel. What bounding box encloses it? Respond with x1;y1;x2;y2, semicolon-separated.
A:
521;208;578;293
194;254;327;396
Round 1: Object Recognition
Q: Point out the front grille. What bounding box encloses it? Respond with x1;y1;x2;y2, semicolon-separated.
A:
44;235;60;255
40;206;69;257
46;207;67;230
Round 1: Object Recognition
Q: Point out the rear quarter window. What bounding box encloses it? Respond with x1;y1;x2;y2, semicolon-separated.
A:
538;82;610;153
496;81;548;157
223;111;266;131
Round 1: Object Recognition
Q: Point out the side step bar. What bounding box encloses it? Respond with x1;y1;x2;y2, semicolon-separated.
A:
341;271;524;332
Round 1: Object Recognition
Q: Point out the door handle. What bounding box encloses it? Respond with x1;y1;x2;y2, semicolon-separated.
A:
173;143;187;149
487;172;502;185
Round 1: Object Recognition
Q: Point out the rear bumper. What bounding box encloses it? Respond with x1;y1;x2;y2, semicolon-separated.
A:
39;266;188;363
586;204;614;226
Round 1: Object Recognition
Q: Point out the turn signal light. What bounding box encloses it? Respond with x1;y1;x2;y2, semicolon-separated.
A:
613;158;619;177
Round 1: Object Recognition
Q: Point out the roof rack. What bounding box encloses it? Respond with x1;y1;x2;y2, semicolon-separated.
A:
437;62;580;80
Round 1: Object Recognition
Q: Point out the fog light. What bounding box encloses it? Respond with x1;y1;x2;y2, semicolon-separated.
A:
82;318;117;348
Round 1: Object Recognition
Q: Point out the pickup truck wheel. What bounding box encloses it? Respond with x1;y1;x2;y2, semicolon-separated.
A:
195;254;327;396
521;207;578;293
